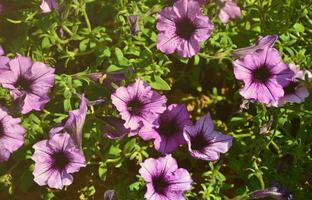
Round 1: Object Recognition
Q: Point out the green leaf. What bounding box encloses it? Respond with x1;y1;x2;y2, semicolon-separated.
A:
148;76;171;90
98;162;108;181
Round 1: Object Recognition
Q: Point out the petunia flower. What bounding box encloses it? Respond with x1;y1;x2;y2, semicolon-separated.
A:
232;35;279;59
233;47;294;104
0;54;55;114
139;104;191;154
183;113;232;161
31;133;86;190
49;95;88;148
139;155;192;200
218;0;241;24
271;64;312;106
156;0;214;58
249;182;293;200
111;79;167;132
0;105;25;163
40;0;58;13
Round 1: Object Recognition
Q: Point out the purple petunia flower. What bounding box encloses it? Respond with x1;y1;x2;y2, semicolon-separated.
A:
249;182;293;200
111;79;167;132
139;104;191;154
218;0;241;24
156;0;214;58
233;47;294;104
232;35;279;59
0;105;25;163
40;0;58;13
139;155;192;200
183;113;232;161
49;95;87;148
0;54;55;114
31;133;86;189
271;64;312;106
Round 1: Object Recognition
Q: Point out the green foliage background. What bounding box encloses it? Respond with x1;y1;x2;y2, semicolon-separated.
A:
0;0;311;199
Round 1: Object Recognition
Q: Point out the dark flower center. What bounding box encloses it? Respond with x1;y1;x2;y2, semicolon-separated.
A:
0;122;4;138
127;97;144;116
52;151;70;170
175;18;197;40
284;82;298;95
152;174;170;195
157;119;180;138
191;133;210;151
15;77;32;92
252;66;272;83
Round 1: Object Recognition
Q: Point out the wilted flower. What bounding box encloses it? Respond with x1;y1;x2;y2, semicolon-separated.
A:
233;35;278;59
157;0;214;57
49;95;88;148
249;182;293;200
40;0;58;13
183;113;232;161
88;70;126;93
0;54;55;114
104;190;117;200
233;47;294;104
218;0;241;24
0;105;25;163
139;155;192;200
102;116;129;139
111;79;167;131
139;104;191;154
127;15;140;35
271;64;312;106
259;115;274;135
0;46;4;56
32;133;86;189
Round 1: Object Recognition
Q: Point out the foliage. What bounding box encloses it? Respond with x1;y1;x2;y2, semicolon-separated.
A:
0;0;312;199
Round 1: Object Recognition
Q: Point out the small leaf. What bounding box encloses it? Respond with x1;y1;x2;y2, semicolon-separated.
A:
149;76;171;90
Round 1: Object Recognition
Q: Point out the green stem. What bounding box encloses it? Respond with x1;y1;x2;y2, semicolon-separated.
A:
233;133;254;138
61;25;74;36
82;8;91;32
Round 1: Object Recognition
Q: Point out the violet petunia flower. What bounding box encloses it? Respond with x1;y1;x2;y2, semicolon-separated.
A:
271;64;312;106
233;47;294;104
218;0;241;24
31;133;86;189
0;105;25;163
139;155;192;200
111;79;167;132
249;182;293;200
40;0;58;13
232;35;279;59
139;104;191;154
0;54;55;114
183;113;232;161
156;0;214;58
49;95;87;148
